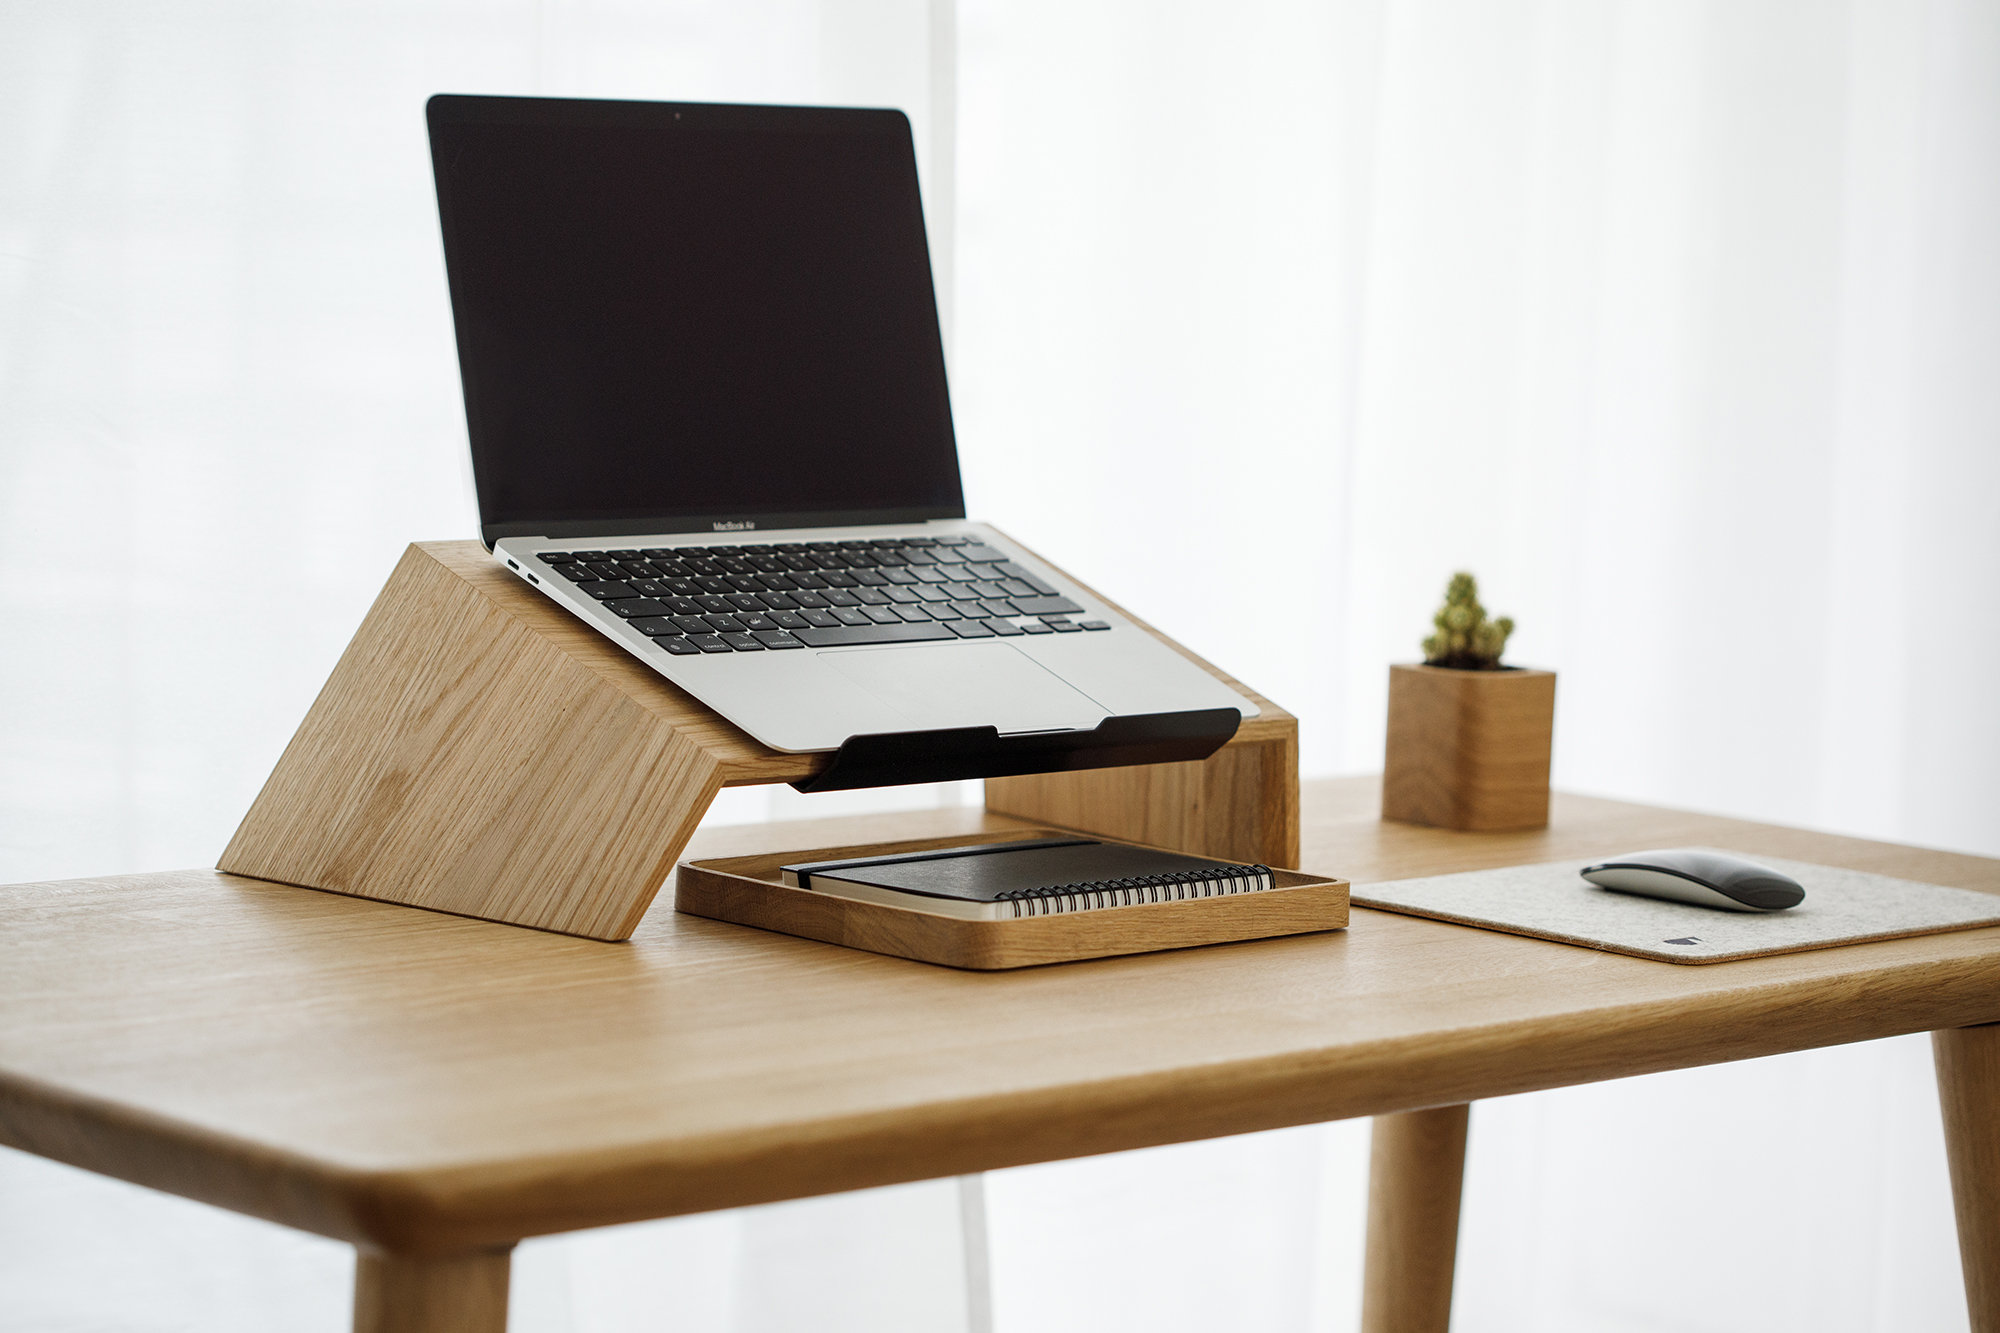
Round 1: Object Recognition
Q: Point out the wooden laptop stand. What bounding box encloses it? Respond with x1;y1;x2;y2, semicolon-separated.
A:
219;540;1300;940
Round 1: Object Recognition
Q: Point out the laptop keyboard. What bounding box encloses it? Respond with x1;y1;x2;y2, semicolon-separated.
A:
531;535;1110;654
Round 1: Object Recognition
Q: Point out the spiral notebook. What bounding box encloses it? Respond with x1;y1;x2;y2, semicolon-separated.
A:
780;838;1277;921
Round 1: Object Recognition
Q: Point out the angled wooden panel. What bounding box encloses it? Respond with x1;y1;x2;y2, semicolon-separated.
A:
222;539;1294;938
220;543;815;939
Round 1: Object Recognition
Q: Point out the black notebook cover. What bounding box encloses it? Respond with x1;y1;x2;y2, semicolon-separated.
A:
781;838;1264;905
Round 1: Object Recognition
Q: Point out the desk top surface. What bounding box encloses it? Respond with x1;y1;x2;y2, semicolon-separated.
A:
3;777;1996;1254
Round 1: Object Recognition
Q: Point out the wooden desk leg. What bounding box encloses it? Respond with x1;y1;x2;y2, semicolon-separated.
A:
1361;1104;1470;1333
353;1248;512;1333
1936;1024;2000;1333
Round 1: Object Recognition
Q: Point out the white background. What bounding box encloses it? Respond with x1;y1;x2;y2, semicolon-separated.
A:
2;1;1995;1329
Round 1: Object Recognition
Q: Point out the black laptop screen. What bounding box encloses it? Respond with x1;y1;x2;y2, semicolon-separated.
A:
428;96;966;540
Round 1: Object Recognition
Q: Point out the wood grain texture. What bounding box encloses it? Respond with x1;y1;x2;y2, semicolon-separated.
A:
221;539;1291;940
1382;664;1555;832
5;779;1998;1256
1935;1023;2000;1333
1362;1104;1470;1333
353;1249;510;1333
675;828;1346;969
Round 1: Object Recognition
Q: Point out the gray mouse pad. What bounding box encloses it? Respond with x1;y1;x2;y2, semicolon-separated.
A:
1353;851;2000;963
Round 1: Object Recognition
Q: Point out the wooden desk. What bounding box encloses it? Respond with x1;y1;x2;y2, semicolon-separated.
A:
3;777;1997;1332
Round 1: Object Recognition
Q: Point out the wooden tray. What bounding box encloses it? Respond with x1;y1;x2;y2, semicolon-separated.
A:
676;828;1349;970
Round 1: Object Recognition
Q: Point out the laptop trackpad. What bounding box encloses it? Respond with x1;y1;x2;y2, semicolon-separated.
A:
817;643;1110;736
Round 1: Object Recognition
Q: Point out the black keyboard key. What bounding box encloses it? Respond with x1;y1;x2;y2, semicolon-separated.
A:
959;544;1007;563
994;564;1058;595
901;548;939;565
965;580;1004;598
982;618;1025;636
790;591;829;608
949;600;988;617
686;634;732;653
695;577;733;594
862;606;902;624
725;574;765;592
801;609;842;627
617;561;657;579
855;589;891;605
912;568;951;584
720;632;764;651
922;604;961;621
941;566;982;583
1018;620;1056;634
769;611;811;629
658;637;702;655
604;598;670;619
604;549;643;560
704;614;746;633
628;578;669;598
822;571;859;588
753;629;805;650
663;596;702;615
915;585;953;603
853;570;890;586
791;572;829;590
757;573;800;592
1046;619;1083;632
727;593;766;611
584;562;626;580
824;589;861;607
639;548;676;559
761;592;800;610
979;599;1020;616
792;622;956;647
738;613;778;631
831;607;873;626
777;553;816;570
628;617;680;637
672;615;713;634
661;578;699;595
1077;620;1111;631
695;594;734;613
577;580;635;600
746;554;785;573
948;619;996;638
1010;595;1084;616
885;587;921;604
933;535;970;545
540;551;577;563
882;569;920;585
894;605;937;623
549;563;594;582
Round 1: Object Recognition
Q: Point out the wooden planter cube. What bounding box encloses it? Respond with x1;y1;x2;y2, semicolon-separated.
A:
1381;664;1555;832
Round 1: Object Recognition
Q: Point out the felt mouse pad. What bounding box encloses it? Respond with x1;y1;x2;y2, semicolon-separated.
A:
1352;851;2000;963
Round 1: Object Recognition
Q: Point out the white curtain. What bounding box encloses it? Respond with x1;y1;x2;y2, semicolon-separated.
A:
3;1;1994;1330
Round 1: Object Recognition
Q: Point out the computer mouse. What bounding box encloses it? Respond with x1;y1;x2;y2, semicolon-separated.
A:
1580;848;1805;912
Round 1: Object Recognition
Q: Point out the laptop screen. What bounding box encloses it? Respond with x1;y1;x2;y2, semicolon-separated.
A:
428;96;966;542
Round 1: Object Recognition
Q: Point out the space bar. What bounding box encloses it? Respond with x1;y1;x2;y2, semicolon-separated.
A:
791;623;958;647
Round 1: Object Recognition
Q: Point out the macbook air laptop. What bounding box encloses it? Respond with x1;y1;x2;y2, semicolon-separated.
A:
426;94;1256;766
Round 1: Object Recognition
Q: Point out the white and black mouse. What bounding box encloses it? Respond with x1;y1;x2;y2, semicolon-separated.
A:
1580;848;1805;912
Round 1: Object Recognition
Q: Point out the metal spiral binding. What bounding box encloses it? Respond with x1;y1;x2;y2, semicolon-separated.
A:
996;865;1275;918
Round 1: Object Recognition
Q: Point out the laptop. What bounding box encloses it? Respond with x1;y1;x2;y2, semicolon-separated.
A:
426;94;1257;772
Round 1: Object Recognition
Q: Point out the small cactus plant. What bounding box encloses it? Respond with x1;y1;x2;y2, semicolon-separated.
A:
1421;572;1514;670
